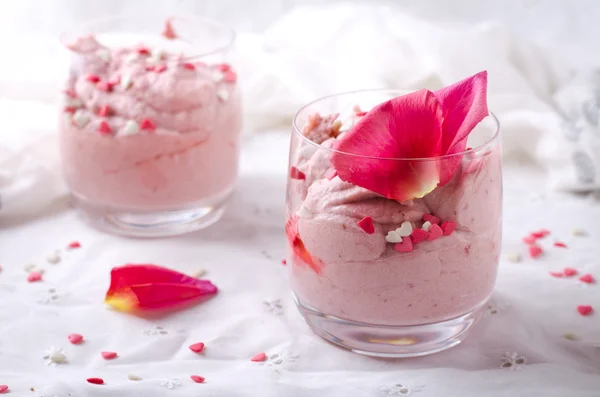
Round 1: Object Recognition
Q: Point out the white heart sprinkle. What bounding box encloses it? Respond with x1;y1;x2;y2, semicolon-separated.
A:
122;120;140;136
24;263;37;272
120;74;132;90
72;110;90;128
128;374;143;381
216;88;230;102
572;228;587;237
211;70;225;83
96;49;111;62
297;204;312;219
125;52;140;63
46;252;61;264
422;221;432;232
395;221;413;237
191;268;206;278
385;230;403;243
65;97;82;108
506;252;521;263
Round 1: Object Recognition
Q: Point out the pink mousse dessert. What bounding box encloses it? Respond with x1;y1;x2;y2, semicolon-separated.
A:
59;17;242;236
286;72;502;357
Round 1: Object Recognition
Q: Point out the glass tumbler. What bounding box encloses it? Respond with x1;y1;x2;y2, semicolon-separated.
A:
59;15;242;237
286;90;502;357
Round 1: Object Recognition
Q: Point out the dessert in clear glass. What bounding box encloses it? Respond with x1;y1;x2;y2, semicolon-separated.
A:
285;72;502;357
59;15;242;237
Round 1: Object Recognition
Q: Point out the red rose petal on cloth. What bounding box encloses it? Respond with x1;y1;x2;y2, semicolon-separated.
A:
189;342;205;353
87;377;104;385
68;333;84;344
549;271;564;278
190;375;205;383
529;245;543;259
579;274;595;284
162;19;178;40
86;74;101;83
285;216;322;274
98;105;111;117
183;63;196;70
217;63;231;72
224;70;237;83
427;224;443;241
140;119;156;131
98;121;112;135
68;241;81;249
290;166;306;180
394;237;414;253
0;385;8;393
554;241;568;248
101;351;118;360
357;216;375;234
563;267;578;277
577;305;593;316
440;221;456;236
96;81;112;92
331;89;444;201
325;168;338;180
410;228;428;244
250;352;267;362
27;271;42;283
104;264;218;314
523;235;537;245
423;214;440;225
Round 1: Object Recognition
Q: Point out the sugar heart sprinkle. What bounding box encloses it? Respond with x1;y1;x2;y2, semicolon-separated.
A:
528;245;543;259
427;223;443;241
554;241;568;248
410;228;428;244
563;267;578;277
549;271;564;278
27;271;43;283
579;274;595;284
155;64;167;73
423;214;440;224
190;375;205;384
217;64;231;72
224;70;237;83
68;333;84;344
98;105;111;117
98;121;112;135
250;352;267;362
140;119;156;131
577;305;593;316
87;378;104;385
101;351;118;360
67;241;81;249
357;216;375;234
86;74;101;83
0;385;8;393
290;166;306;180
522;235;537;245
422;221;432;232
183;63;196;70
189;342;205;353
96;81;112;92
394;237;413;253
440;221;456;236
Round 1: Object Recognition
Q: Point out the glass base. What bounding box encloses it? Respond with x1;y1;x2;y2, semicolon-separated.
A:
71;192;231;238
295;295;485;358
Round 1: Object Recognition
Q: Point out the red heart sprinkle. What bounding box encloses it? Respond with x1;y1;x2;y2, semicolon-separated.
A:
579;274;595;284
190;375;205;383
281;259;287;265
86;74;101;83
325;168;338;180
577;305;593;316
189;342;205;353
64;89;77;98
224;70;237;83
64;106;77;114
68;241;81;249
427;224;443;241
394;237;413;253
98;121;112;135
96;81;112;92
140;119;156;131
532;229;550;238
162;20;178;40
155;64;167;73
563;267;578;277
136;46;150;55
423;214;440;224
528;245;543;259
410;228;428;244
68;333;84;344
183;63;196;70
549;271;564;278
355;111;367;116
554;241;567;248
440;221;456;236
522;235;537;245
101;351;118;360
87;377;104;385
217;63;231;72
357;216;375;234
0;385;8;393
98;105;111;117
27;271;42;283
250;352;267;362
290;166;306;180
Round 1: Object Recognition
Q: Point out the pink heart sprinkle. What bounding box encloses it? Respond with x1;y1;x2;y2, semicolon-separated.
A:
394;237;413;253
577;305;593;316
224;70;237;83
136;46;150;55
87;377;104;385
440;221;456;236
426;224;443;241
96;81;112;92
251;352;267;362
217;64;231;72
563;267;578;277
579;274;595;284
86;74;101;83
155;64;167;73
98;121;112;135
532;229;550;238
423;214;440;225
528;245;543;259
189;342;205;353
98;105;111;117
0;385;8;393
67;241;81;249
522;235;537;245
190;375;205;383
64;106;77;114
140;119;156;131
549;271;564;278
281;259;287;265
290;166;306;180
183;63;196;71
410;228;428;244
554;241;567;248
325;168;338;180
27;271;42;283
101;351;118;360
357;216;375;234
68;333;84;344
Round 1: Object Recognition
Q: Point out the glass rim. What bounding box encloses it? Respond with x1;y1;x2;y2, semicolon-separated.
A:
292;88;501;161
59;13;236;61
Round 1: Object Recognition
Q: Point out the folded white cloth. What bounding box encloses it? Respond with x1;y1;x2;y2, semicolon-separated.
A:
0;3;597;222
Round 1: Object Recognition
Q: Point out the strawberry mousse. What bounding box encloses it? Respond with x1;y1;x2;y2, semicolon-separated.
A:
59;26;242;230
286;72;502;354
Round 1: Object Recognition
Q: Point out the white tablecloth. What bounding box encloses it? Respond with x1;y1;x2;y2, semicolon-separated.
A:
1;132;599;397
